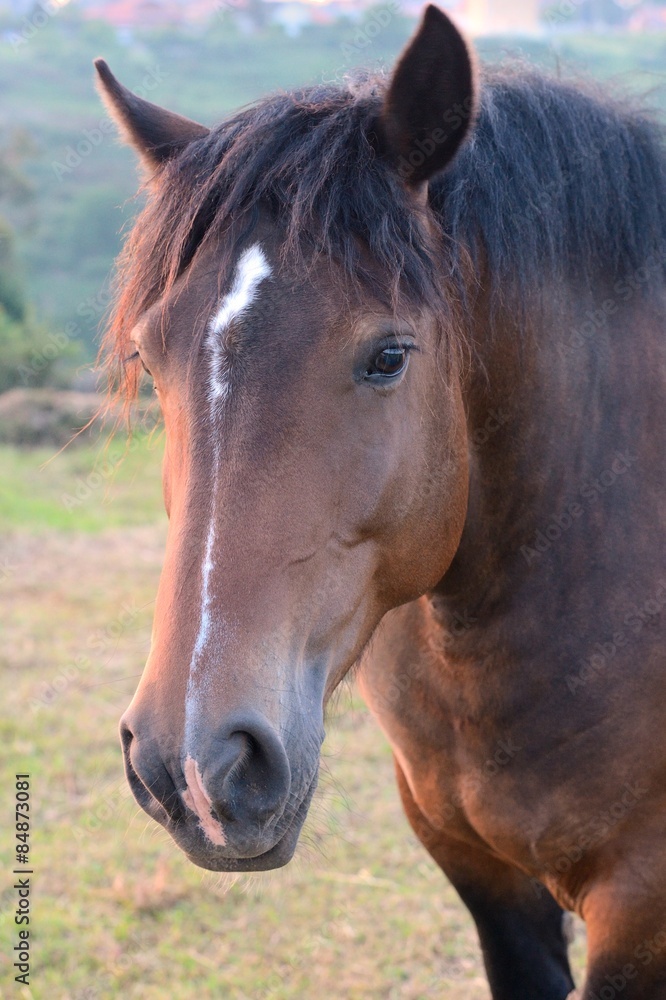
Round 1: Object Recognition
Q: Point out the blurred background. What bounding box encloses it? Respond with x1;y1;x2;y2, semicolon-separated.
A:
0;1;664;997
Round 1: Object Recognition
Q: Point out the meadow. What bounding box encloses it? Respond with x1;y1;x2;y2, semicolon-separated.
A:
0;434;588;997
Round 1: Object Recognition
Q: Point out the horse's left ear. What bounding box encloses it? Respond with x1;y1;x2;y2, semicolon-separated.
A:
375;4;477;191
94;58;209;172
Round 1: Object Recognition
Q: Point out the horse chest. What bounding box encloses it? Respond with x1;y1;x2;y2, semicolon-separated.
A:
358;594;647;880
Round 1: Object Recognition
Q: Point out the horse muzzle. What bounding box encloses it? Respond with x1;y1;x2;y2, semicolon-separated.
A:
119;708;322;870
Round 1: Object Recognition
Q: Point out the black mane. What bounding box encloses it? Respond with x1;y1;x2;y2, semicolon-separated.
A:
435;68;666;307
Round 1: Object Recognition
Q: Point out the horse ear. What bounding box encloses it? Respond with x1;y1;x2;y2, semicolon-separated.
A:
375;5;477;190
94;58;209;171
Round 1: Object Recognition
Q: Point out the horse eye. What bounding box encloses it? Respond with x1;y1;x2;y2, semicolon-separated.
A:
366;347;407;379
124;349;152;377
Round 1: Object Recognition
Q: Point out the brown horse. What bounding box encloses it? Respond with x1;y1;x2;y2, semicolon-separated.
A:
96;7;666;997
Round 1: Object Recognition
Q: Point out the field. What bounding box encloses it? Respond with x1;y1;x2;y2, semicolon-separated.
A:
0;436;588;998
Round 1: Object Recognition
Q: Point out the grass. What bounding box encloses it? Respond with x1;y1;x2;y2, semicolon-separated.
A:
0;442;587;997
0;434;166;532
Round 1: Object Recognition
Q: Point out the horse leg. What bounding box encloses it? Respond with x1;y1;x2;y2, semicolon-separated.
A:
394;759;576;1000
580;875;666;999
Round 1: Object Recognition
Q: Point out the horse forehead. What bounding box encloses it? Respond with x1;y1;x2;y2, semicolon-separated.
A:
181;237;403;374
200;241;324;339
125;243;269;353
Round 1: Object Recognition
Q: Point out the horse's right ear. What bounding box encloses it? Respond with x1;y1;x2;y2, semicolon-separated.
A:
94;58;209;173
375;5;477;192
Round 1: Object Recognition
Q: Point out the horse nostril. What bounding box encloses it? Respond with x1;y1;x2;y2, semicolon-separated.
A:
215;731;271;822
120;717;134;755
198;714;291;829
120;717;183;822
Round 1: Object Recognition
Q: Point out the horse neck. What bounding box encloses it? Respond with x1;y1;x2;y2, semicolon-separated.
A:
435;277;660;625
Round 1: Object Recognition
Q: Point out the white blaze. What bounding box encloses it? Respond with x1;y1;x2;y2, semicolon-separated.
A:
182;243;271;836
206;243;272;400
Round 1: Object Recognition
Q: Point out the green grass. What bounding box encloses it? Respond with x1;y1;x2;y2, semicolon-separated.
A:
0;435;166;532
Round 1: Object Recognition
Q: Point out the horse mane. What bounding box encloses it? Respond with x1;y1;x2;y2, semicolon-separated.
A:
102;64;666;409
434;67;666;310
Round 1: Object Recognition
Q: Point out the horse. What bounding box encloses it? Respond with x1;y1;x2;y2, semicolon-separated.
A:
95;6;666;997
